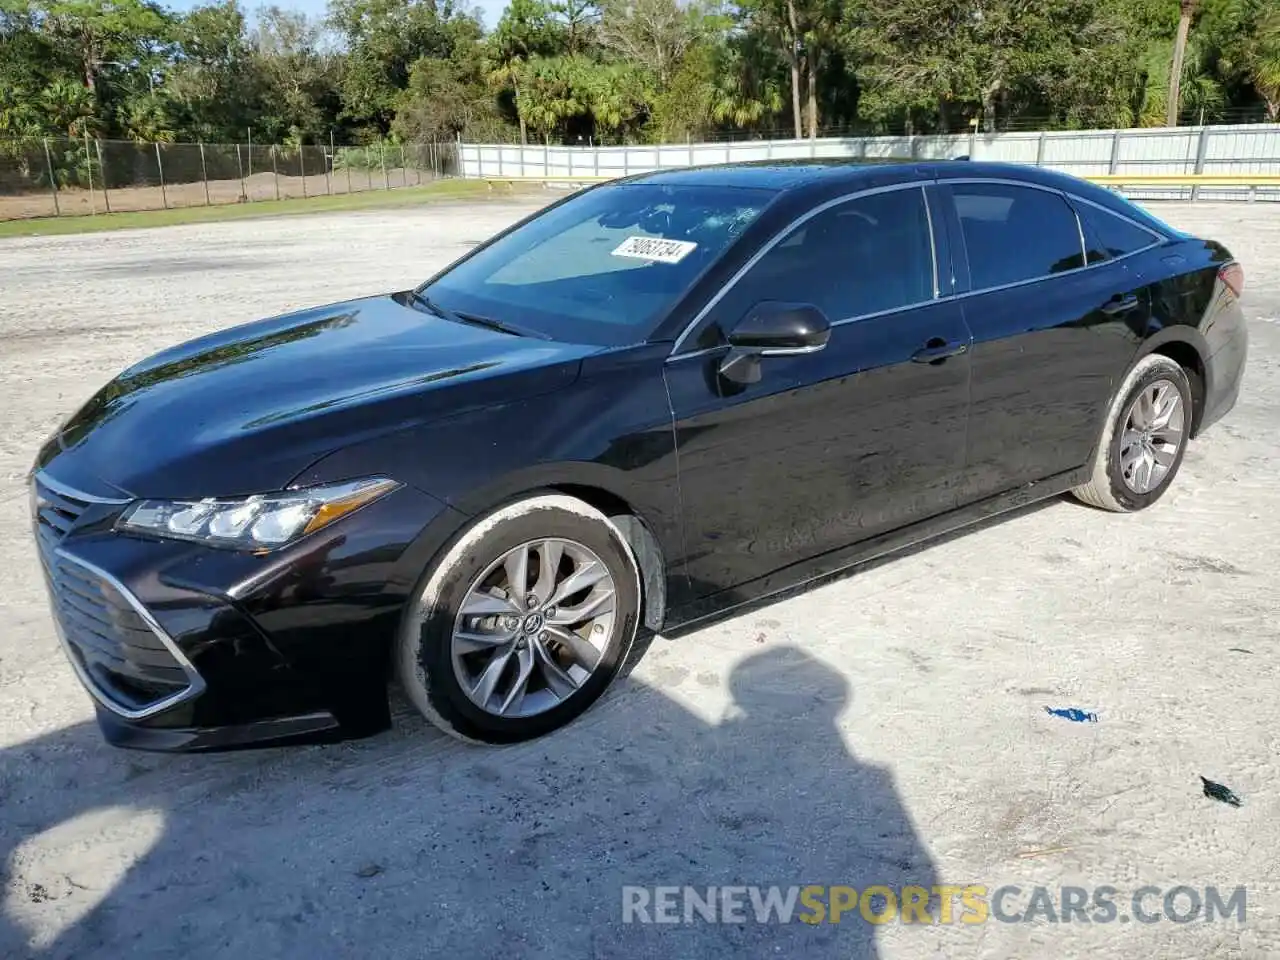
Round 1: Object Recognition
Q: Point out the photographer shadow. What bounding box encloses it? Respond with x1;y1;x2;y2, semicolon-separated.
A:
1;644;937;960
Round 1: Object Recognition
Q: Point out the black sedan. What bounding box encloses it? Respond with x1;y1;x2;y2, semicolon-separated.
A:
30;159;1247;750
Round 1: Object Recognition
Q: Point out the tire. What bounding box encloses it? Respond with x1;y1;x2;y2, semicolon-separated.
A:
396;493;642;744
1072;354;1194;512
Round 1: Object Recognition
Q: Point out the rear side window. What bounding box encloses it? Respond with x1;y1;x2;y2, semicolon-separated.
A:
1073;200;1161;263
950;183;1085;290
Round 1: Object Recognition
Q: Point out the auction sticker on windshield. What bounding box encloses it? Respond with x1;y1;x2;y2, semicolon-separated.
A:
611;236;699;264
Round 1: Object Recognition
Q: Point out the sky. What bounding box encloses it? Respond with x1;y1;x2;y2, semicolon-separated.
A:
163;0;511;31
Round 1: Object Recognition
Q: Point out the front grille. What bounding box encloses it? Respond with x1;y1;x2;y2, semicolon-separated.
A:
46;555;191;711
32;475;198;716
32;477;91;564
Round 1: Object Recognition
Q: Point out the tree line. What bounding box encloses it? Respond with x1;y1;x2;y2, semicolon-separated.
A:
2;0;1278;148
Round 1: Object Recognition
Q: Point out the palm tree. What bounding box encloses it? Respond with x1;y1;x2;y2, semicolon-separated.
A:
39;79;97;138
518;57;585;145
709;45;782;130
1250;7;1280;120
1167;0;1199;126
488;55;529;145
1139;32;1222;127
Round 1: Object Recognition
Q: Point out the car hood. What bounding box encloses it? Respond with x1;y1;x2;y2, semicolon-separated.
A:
35;294;594;499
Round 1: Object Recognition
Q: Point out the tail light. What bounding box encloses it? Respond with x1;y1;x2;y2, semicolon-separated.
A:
1219;262;1244;299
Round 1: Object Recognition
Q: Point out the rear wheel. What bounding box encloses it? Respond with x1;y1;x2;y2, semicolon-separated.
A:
396;494;642;743
1072;354;1193;512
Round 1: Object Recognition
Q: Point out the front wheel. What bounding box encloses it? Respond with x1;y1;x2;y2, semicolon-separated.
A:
1072;354;1193;512
396;494;642;743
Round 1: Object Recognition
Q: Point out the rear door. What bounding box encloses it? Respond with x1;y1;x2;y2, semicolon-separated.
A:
937;179;1155;504
665;184;973;599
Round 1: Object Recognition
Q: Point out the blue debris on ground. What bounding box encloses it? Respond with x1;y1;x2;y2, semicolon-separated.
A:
1043;706;1099;723
1200;776;1244;807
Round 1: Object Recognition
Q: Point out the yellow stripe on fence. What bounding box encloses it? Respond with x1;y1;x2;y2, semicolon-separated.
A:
1088;173;1280;186
480;172;1280;189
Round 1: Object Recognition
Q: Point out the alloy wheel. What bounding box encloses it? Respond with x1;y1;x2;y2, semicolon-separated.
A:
451;538;617;718
1119;378;1186;495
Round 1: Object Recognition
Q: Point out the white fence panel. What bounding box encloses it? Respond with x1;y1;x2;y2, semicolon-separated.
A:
458;123;1280;201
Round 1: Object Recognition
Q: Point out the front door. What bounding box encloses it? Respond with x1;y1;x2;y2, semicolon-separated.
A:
664;185;974;600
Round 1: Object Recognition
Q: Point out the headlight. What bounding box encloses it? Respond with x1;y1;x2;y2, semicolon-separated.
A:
117;477;400;549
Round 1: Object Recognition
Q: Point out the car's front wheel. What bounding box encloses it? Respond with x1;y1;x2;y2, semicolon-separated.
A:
1072;353;1194;512
396;493;642;743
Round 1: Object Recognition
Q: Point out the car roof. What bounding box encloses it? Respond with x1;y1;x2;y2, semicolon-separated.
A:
617;157;1172;235
619;157;1075;194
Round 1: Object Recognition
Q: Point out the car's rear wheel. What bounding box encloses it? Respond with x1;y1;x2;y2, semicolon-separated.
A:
396;493;641;743
1072;354;1193;512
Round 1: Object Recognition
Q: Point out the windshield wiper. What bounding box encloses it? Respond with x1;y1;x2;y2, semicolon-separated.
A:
408;290;534;339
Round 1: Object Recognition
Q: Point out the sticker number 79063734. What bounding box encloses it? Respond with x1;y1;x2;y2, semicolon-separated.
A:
611;235;699;264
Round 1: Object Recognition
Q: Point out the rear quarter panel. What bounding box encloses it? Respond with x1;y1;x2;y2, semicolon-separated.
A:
1133;236;1243;432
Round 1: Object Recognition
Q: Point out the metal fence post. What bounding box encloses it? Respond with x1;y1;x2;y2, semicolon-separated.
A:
300;145;308;198
331;130;339;193
95;139;111;213
83;132;95;215
236;143;247;201
325;143;333;195
154;142;168;209
1192;126;1211;202
198;142;211;205
42;138;60;216
271;146;280;201
1035;130;1047;167
380;142;389;190
543;140;549;177
1108;130;1122;174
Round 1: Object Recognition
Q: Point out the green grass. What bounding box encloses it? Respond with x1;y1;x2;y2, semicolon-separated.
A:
0;179;509;238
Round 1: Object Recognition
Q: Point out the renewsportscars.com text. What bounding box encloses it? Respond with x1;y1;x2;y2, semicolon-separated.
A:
621;884;1247;925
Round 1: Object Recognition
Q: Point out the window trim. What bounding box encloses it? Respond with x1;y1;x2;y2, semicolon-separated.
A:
1068;192;1165;265
666;176;1170;361
942;178;1166;298
943;177;1089;295
668;182;940;358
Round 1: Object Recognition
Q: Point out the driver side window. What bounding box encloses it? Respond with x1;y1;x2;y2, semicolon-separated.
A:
710;186;937;340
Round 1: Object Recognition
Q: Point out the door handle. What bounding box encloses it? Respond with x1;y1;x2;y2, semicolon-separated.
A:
1100;294;1141;316
911;337;969;364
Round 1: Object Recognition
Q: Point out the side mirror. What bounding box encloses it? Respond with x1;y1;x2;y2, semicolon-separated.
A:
719;302;831;385
727;301;831;355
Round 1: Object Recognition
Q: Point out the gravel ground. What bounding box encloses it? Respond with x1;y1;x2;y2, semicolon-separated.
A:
0;198;1277;960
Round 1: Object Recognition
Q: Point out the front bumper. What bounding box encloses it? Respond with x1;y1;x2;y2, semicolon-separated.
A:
32;470;463;752
95;705;345;752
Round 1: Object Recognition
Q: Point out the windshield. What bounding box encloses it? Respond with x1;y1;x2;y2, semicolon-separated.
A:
419;182;777;346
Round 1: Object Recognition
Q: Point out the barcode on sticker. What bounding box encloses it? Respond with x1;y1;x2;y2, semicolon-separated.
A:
611;236;698;264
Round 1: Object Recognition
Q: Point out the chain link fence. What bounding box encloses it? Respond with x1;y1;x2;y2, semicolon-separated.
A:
0;138;460;221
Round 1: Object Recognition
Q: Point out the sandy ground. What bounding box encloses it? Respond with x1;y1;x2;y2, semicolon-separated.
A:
0;199;1277;960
